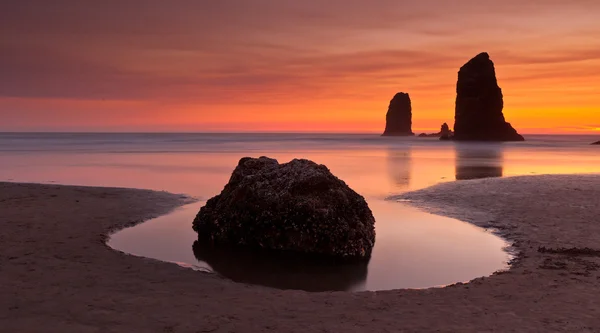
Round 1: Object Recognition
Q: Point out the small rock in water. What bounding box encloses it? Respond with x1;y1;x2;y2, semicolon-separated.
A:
192;157;376;259
418;123;454;138
592;141;600;145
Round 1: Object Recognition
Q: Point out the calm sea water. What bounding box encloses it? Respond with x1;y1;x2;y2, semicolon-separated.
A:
1;133;598;291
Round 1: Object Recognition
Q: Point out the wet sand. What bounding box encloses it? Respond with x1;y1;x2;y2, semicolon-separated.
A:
1;175;600;332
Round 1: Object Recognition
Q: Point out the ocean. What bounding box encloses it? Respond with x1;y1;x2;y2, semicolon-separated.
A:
1;133;599;291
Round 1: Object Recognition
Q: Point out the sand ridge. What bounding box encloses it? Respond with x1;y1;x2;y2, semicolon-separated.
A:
1;175;600;332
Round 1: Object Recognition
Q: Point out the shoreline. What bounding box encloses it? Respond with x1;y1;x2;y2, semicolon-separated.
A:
2;175;600;332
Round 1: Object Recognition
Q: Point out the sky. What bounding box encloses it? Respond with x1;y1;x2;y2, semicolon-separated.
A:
1;1;600;133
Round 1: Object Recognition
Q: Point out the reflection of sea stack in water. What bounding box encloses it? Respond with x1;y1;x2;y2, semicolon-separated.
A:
386;147;411;189
382;92;414;136
455;145;504;180
453;53;524;141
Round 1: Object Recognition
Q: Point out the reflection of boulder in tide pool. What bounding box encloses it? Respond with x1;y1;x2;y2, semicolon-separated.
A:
192;241;368;292
455;145;504;180
386;147;412;189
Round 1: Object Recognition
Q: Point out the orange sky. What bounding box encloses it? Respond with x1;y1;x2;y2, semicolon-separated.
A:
1;1;599;133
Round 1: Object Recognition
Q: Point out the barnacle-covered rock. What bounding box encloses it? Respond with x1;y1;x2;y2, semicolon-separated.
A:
192;157;375;259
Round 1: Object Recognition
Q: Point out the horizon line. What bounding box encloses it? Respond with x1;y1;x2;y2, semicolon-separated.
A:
0;131;598;136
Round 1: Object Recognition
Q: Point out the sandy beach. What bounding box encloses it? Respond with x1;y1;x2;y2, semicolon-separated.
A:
2;175;600;332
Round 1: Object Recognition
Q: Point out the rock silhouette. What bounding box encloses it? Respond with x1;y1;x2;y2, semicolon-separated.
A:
382;92;414;136
454;53;524;141
439;122;454;140
193;157;376;259
418;123;453;138
592;141;600;145
440;123;451;136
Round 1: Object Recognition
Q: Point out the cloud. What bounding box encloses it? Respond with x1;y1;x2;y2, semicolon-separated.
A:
497;49;600;66
2;0;600;131
0;42;463;102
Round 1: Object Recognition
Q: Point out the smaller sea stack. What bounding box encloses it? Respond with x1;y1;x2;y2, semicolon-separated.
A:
418;123;453;138
453;52;524;141
382;92;414;136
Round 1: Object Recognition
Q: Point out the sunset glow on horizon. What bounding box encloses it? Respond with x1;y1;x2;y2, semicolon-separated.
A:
1;1;599;134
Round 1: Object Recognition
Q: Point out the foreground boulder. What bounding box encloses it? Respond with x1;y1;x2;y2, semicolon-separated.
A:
193;157;376;259
454;52;524;141
382;92;414;136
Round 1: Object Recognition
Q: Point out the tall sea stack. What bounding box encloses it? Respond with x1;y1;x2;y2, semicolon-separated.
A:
382;92;413;136
454;53;524;141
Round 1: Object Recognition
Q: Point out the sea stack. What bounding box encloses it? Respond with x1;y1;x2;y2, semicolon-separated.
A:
417;123;453;138
382;92;414;136
453;53;524;141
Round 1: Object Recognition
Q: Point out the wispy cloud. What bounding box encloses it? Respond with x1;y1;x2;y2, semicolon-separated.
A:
1;0;600;131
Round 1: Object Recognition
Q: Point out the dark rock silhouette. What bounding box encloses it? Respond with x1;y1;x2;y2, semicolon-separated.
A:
439;123;454;140
592;141;600;145
455;144;504;180
454;53;524;141
418;123;453;138
193;157;376;259
382;92;414;136
192;241;368;292
440;123;451;136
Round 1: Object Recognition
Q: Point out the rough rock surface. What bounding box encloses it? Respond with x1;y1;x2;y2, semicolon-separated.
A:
418;123;453;138
454;53;524;141
382;92;414;136
192;157;376;259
